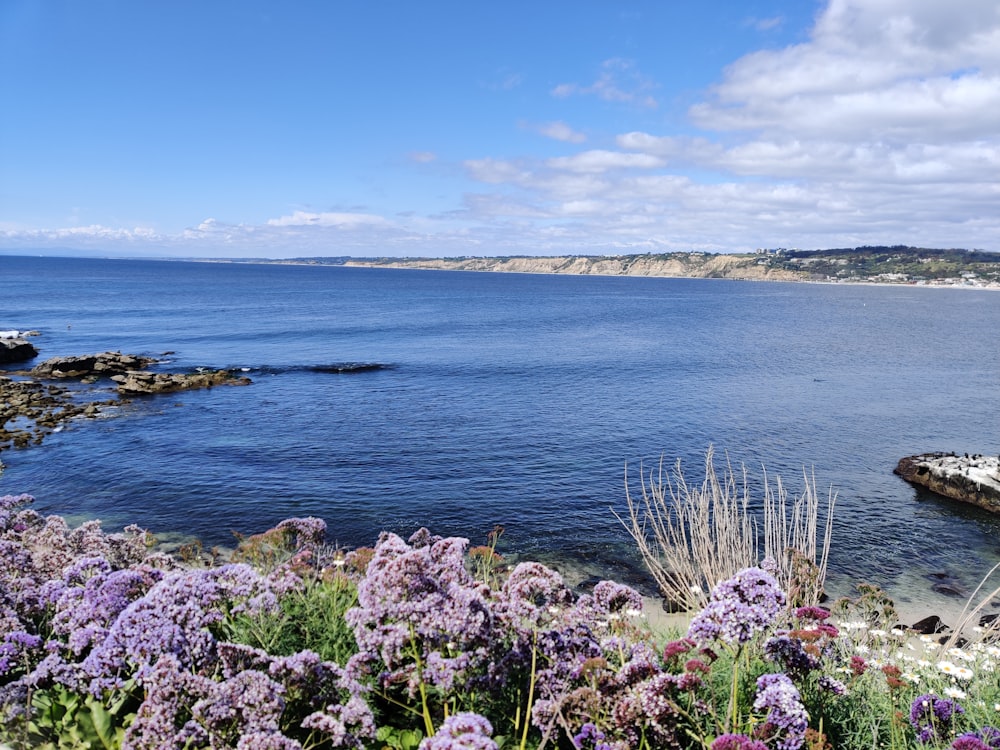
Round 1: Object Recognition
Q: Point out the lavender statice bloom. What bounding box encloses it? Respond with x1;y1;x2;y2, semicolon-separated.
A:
616;641;660;687
636;672;681;728
48;564;163;656
123;654;202;749
300;694;375;750
189;669;286;740
419;712;498;750
573;722;612;750
235;733;304;750
345;532;493;697
408;527;443;548
270;649;375;748
954;728;1000;750
592;581;643;615
274;516;327;550
910;694;965;744
954;739;991;750
764;634;820;677
688;566;787;646
82;563;275;690
494;561;575;630
753;673;809;750
818;675;847;695
0;630;42;676
711;734;769;750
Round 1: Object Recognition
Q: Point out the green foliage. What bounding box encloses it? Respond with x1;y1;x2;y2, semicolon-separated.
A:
219;571;359;664
376;724;425;750
17;683;137;750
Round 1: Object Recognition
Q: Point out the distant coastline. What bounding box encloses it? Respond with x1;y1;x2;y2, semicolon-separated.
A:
258;246;1000;290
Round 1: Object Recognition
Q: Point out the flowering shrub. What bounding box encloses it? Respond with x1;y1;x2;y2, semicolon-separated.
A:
4;490;1000;749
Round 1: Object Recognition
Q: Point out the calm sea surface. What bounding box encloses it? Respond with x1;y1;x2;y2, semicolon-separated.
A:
2;255;998;614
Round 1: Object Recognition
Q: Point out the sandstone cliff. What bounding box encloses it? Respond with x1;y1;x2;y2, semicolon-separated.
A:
344;253;805;282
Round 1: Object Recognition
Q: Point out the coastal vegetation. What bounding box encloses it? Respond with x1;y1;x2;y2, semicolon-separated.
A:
4;454;1000;750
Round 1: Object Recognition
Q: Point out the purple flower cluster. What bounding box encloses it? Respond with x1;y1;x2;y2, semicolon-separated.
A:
80;563;277;690
763;634;820;677
345;530;494;698
573;721;612;750
953;727;1000;750
120;646;375;749
273;516;327;551
711;734;769;750
419;712;498;750
910;693;965;744
3;500;837;750
0;498;382;748
688;566;787;645
343;528;676;748
753;673;809;750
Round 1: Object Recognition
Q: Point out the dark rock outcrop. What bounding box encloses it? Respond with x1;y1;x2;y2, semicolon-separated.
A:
909;614;949;635
0;337;38;364
111;369;251;395
30;351;157;379
896;453;1000;513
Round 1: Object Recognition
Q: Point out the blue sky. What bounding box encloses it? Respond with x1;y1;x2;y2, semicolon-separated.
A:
2;1;998;258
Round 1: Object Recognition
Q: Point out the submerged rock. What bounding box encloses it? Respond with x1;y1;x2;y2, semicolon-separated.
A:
0;376;114;451
895;452;1000;513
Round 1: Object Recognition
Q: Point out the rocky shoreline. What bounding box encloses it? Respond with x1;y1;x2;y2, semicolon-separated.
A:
0;332;251;454
895;452;1000;513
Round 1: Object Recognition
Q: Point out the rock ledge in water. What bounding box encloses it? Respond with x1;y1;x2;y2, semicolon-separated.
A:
895;452;1000;513
30;351;157;379
111;369;251;395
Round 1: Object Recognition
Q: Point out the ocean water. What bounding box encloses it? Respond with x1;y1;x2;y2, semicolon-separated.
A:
2;255;999;616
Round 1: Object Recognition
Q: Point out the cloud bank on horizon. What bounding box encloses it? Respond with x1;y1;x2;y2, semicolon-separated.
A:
1;0;997;258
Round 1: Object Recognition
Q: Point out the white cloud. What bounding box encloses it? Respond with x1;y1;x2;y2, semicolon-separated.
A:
546;150;665;173
552;58;658;109
535;121;586;143
747;15;784;31
463;157;533;185
408;151;437;163
265;210;389;228
693;0;1000;141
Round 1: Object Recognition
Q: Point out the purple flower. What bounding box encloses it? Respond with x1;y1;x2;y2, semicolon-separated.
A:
818;675;847;695
711;734;769;750
81;563;275;689
688;566;787;645
0;630;42;676
419;712;497;750
910;694;965;744
495;561;574;630
274;517;327;550
591;580;643;614
345;532;493;698
794;606;831;621
753;673;809;750
573;722;612;750
954;728;1000;750
764;634;820;677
